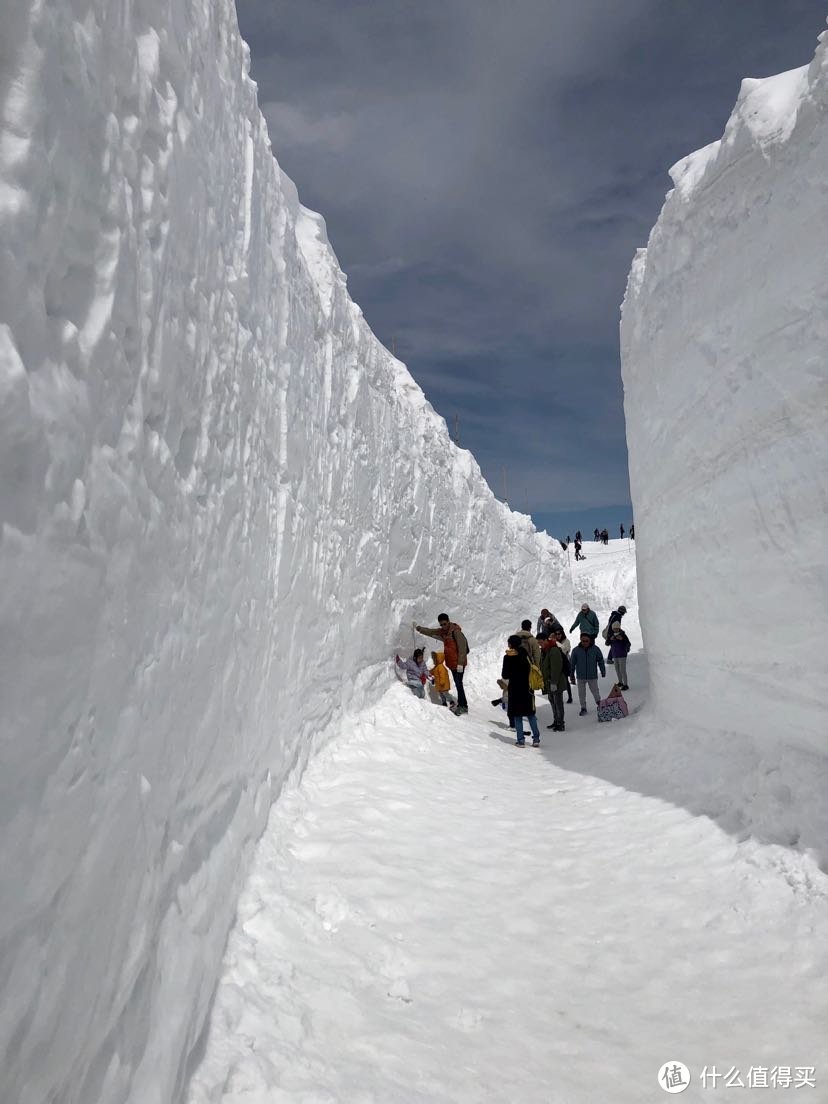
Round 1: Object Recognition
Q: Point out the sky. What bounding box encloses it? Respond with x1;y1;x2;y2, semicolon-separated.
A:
235;0;826;538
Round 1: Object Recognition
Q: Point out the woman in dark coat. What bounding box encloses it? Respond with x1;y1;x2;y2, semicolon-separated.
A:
501;635;541;747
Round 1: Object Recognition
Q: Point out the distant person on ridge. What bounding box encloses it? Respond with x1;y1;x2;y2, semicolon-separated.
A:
502;635;541;746
571;632;606;715
415;614;469;714
630;524;635;540
601;528;609;545
516;620;541;667
594;528;600;542
570;603;599;639
574;537;584;561
575;530;582;542
620;524;625;539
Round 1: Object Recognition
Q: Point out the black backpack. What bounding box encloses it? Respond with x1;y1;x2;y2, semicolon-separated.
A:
560;652;571;677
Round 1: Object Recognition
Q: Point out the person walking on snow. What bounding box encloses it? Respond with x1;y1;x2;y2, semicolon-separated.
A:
620;524;625;539
395;650;430;699
415;614;470;714
502;635;541;746
517;620;542;666
536;608;552;639
429;651;455;707
554;628;574;703
593;528;600;542
570;632;606;715
570;603;599;639
607;623;631;690
630;524;635;540
540;636;568;732
574;537;584;561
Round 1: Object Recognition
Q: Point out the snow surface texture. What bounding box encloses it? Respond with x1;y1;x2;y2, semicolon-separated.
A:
0;4;565;1103
621;28;828;864
188;542;827;1104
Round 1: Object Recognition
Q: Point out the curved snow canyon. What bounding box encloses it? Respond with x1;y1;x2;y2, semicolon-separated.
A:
0;3;564;1102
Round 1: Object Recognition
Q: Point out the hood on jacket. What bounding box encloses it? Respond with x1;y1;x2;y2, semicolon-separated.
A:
432;651;445;664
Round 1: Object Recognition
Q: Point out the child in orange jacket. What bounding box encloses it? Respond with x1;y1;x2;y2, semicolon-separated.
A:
430;651;456;708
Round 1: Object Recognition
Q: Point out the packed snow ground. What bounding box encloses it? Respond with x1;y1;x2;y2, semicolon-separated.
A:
188;543;828;1104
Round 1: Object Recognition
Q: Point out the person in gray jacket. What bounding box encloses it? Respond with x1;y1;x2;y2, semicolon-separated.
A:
570;632;606;715
570;604;599;638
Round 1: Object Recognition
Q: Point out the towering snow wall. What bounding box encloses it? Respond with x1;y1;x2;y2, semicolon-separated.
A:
621;30;828;853
0;3;566;1102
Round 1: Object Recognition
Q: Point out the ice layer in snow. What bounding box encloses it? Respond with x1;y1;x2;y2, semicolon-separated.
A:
621;27;828;860
0;3;566;1102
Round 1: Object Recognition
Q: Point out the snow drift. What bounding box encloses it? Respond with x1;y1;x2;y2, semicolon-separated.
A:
621;29;828;858
0;3;565;1102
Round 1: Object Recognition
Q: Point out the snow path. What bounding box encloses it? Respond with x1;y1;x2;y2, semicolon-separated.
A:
188;652;827;1103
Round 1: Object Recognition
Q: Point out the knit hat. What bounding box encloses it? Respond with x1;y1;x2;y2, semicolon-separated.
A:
618;605;627;614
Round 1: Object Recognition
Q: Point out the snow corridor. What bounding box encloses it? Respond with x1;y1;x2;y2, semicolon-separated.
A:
187;544;828;1104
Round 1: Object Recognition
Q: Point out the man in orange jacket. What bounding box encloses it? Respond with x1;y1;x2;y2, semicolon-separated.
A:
415;614;469;714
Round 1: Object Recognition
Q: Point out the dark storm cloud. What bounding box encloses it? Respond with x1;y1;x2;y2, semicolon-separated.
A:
236;0;827;528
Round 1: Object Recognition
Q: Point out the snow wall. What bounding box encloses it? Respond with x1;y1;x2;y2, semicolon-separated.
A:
0;3;567;1102
621;30;828;858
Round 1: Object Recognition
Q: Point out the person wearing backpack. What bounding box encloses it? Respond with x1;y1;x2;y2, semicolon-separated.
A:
604;609;627;657
570;632;606;715
540;636;568;732
415;614;470;714
607;622;631;690
502;635;541;746
516;620;541;666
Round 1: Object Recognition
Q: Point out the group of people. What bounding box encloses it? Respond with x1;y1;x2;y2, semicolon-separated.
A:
396;604;632;747
566;526;634;560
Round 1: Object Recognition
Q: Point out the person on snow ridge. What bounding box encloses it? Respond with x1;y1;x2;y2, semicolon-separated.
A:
570;603;599;639
430;651;456;708
396;649;431;699
593;528;600;541
502;635;541;747
607;623;631;690
574;537;584;561
620;524;625;539
570;632;606;715
415;614;470;714
516;620;542;667
630;524;635;540
540;634;568;732
554;628;574;703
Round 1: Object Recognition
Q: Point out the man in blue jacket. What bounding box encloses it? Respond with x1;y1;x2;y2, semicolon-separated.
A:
570;631;606;715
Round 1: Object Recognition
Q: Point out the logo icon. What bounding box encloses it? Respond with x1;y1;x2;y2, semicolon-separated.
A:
658;1062;690;1094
